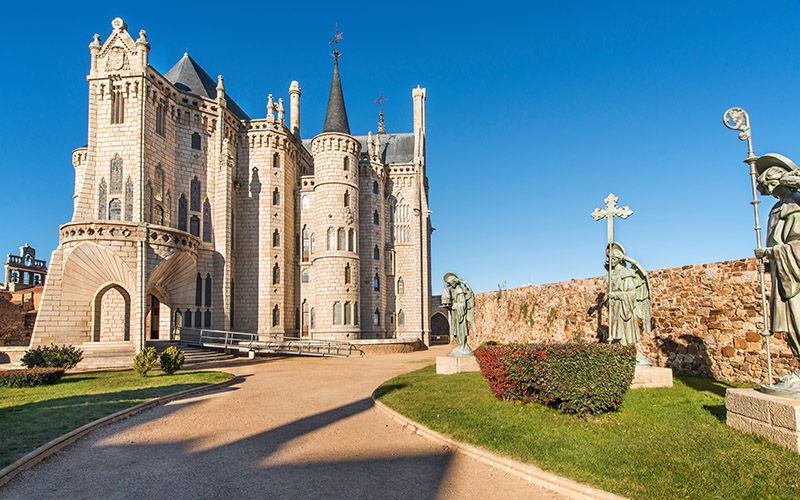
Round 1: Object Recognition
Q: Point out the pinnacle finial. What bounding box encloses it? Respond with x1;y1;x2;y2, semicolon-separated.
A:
375;89;388;134
217;75;225;93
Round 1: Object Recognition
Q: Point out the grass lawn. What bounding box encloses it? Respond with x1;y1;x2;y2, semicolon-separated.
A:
376;366;800;500
0;370;233;468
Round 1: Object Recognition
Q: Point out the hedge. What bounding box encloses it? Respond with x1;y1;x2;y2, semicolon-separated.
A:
0;367;65;388
474;342;636;415
21;344;83;369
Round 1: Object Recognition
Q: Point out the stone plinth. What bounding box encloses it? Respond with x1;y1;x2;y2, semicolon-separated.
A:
437;355;480;375
726;388;800;453
630;365;673;389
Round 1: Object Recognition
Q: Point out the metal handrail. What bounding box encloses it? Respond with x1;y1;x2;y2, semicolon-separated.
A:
178;328;363;357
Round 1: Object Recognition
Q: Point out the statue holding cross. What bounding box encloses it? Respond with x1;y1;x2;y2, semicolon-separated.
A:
592;194;652;357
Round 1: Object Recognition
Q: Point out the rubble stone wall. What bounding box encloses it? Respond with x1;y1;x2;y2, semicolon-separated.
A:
472;258;797;384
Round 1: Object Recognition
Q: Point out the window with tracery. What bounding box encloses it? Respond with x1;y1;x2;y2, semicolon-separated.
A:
124;178;133;221
191;177;201;211
178;194;188;231
98;178;107;220
203;199;212;242
110;155;123;193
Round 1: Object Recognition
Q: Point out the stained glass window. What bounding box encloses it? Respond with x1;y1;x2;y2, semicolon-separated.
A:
178;195;187;231
344;302;351;325
272;305;280;326
110;155;123;193
202;199;211;242
191;177;201;211
273;263;280;285
191;132;201;150
98;178;107;220
205;274;212;307
190;216;200;237
333;302;342;325
124;178;133;221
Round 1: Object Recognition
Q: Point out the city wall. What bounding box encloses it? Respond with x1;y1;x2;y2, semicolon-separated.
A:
472;258;798;384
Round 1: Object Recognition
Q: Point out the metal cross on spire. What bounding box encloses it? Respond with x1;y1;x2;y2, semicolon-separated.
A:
329;25;343;62
591;193;633;246
375;89;388;134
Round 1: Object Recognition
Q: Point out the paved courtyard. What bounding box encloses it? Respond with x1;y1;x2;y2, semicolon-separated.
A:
0;345;568;500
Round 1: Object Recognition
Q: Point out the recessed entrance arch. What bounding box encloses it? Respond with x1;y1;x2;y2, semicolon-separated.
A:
92;283;131;342
430;312;449;345
146;287;172;340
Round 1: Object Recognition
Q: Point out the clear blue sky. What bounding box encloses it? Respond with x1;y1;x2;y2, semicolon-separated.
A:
2;1;800;293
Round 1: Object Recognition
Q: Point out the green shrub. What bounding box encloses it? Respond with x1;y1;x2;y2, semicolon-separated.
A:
477;340;502;347
21;344;83;369
474;342;636;415
159;346;185;375
133;347;158;376
0;367;65;388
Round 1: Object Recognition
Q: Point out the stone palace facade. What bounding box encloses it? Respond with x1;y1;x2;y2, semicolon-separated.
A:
31;18;433;357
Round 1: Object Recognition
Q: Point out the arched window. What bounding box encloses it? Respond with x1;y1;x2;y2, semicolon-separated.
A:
204;309;211;328
344;302;352;325
156;102;166;136
354;303;359;325
301;269;309;283
273;229;280;247
273;263;280;285
344;263;351;284
190;215;200;237
310;234;316;254
154;205;164;225
333;302;342;325
374;309;381;326
374;245;380;260
111;89;125;124
190;177;201;211
397;277;404;294
175;309;182;328
184;310;192;327
301;195;309;209
344;191;349;207
273;153;280;169
178;194;188;231
110;155;123;193
327;228;335;250
310;307;315;329
145;182;153;223
302;301;309;330
205;274;212;307
191;132;201;150
398;310;405;326
272;305;280;326
273;188;280;206
202;199;211;242
348;229;354;252
165;191;171;226
302;226;309;252
373;211;379;225
154;165;164;202
373;181;379;194
195;309;202;328
195;273;202;306
343;157;349;171
109;198;122;221
337;228;345;250
124;178;133;221
374;274;380;291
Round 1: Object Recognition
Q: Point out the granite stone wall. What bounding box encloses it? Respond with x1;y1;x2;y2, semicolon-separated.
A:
472;258;798;384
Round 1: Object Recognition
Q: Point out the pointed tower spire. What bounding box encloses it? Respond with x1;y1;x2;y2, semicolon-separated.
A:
375;89;388;134
322;27;350;134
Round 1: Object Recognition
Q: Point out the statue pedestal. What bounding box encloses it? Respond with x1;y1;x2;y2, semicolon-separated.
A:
727;388;800;453
436;355;480;375
630;365;673;389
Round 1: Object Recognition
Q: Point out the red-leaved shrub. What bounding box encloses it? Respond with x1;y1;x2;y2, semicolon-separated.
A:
474;342;636;415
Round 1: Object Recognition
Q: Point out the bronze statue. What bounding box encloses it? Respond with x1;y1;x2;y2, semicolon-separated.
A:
441;272;475;357
606;243;652;364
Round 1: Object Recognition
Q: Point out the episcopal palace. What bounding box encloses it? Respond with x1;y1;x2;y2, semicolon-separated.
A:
30;18;434;360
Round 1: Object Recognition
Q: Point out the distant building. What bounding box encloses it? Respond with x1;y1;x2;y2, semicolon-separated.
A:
4;244;47;292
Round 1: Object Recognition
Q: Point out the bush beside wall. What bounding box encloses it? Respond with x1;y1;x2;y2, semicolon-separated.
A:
0;367;65;388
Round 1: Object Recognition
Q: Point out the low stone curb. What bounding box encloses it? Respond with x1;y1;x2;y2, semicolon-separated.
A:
371;395;629;500
0;375;242;489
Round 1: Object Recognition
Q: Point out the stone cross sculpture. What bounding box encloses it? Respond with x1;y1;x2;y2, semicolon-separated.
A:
753;153;800;396
441;272;475;357
592;193;633;309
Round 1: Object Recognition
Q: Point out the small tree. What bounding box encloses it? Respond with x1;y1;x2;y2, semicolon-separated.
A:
133;347;158;376
159;346;185;375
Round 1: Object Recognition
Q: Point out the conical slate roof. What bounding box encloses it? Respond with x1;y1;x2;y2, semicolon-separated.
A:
164;53;250;120
322;60;350;134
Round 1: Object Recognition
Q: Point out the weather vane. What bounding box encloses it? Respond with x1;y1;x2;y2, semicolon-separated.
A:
375;89;388;134
329;25;343;62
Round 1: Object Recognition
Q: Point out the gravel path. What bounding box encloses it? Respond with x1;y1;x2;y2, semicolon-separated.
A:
0;345;568;500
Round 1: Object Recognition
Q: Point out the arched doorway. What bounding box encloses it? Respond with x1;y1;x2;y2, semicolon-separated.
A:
430;312;449;345
146;287;172;341
93;284;131;342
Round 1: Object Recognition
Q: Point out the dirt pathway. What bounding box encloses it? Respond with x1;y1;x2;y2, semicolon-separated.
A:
0;345;569;500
